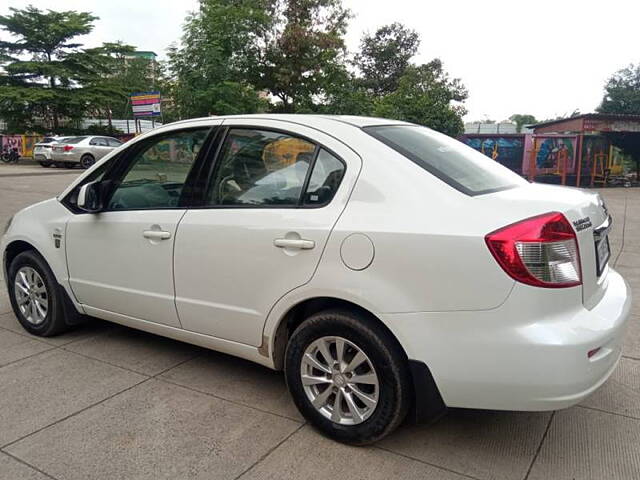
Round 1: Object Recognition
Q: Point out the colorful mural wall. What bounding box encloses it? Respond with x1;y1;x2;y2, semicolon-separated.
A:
462;136;524;174
522;136;578;176
0;135;43;157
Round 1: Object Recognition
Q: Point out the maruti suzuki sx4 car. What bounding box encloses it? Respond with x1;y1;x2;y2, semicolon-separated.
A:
1;115;631;444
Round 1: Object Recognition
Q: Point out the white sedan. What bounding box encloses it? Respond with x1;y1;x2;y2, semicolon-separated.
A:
1;115;631;444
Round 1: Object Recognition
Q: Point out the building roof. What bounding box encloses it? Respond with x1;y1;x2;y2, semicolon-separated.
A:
529;113;640;129
464;122;532;135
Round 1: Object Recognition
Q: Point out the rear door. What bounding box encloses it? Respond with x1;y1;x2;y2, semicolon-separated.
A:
173;119;361;346
89;137;112;160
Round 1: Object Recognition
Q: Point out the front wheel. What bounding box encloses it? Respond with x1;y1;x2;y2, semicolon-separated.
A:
7;251;71;337
285;309;411;445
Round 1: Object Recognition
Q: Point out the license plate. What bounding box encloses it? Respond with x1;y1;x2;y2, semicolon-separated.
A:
595;233;610;276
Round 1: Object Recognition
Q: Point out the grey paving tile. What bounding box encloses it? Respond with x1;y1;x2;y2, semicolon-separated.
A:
0;328;52;367
581;357;640;419
623;314;640;359
7;379;301;480
240;425;468;480
0;312;115;346
65;326;203;376
160;350;302;421
0;452;49;480
0;349;145;446
379;409;552;480
528;407;640;480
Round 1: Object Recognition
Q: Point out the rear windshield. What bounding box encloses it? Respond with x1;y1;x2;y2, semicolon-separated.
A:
365;125;527;195
61;137;87;144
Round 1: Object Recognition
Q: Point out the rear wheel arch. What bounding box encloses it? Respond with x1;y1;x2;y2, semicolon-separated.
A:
270;296;447;426
270;297;409;371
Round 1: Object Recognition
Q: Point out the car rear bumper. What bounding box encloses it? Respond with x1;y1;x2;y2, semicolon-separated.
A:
383;267;631;411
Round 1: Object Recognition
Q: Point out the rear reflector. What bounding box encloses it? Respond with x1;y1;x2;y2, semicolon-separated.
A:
588;347;601;359
485;212;582;288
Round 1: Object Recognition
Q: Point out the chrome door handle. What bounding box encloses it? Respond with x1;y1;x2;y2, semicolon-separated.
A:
274;238;315;250
143;230;171;240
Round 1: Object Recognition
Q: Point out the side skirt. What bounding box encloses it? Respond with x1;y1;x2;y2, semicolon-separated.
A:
82;305;275;369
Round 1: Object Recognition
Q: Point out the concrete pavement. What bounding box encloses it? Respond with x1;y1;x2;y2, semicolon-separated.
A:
0;171;638;480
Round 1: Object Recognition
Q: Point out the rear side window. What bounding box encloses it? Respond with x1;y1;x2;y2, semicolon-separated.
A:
304;149;345;206
365;125;526;195
62;137;86;144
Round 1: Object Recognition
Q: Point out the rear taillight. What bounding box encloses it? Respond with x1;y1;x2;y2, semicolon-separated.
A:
485;212;581;288
63;145;74;152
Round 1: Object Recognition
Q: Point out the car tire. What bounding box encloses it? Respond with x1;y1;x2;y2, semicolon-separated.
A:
80;155;95;169
38;161;52;167
7;250;71;337
285;309;411;445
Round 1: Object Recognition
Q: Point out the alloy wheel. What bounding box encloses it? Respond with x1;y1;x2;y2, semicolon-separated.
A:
14;266;49;325
300;336;379;425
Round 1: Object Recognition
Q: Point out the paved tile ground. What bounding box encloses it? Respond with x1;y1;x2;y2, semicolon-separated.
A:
0;170;638;480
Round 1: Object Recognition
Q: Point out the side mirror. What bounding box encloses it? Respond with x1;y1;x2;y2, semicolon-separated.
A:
77;180;103;213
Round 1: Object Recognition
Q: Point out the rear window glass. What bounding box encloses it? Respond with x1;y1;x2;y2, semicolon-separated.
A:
365;125;526;195
61;137;86;144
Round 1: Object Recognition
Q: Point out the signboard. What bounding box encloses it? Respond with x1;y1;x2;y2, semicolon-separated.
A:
131;91;161;117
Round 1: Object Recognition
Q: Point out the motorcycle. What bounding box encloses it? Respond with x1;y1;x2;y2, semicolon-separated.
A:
0;147;20;163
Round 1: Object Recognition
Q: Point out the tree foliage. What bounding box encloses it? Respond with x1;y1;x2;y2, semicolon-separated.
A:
509;114;538;132
598;63;640;115
256;0;351;112
0;2;469;138
166;0;272;118
0;6;152;133
356;22;420;96
374;61;468;136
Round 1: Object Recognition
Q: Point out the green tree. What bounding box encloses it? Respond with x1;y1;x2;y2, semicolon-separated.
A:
0;6;122;132
598;64;640;114
374;60;468;136
509;114;538;132
167;0;271;119
256;0;351;112
355;22;419;96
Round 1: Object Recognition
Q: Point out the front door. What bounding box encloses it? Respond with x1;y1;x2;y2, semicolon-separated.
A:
66;126;213;327
174;120;361;345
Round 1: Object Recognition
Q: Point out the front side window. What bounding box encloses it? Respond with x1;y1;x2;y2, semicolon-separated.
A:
365;125;527;196
207;129;317;206
107;138;122;147
107;129;209;210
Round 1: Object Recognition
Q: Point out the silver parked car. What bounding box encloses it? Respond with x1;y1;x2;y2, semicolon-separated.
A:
51;136;123;169
32;137;70;167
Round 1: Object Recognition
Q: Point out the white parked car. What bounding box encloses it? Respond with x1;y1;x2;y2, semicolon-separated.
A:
1;115;631;444
32;136;70;167
50;135;123;169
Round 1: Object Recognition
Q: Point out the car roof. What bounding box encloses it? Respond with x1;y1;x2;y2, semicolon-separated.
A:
169;114;411;129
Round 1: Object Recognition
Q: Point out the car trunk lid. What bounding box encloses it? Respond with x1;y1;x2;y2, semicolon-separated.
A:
476;183;610;308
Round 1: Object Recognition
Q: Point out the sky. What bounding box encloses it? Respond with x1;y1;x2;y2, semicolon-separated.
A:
2;0;638;122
